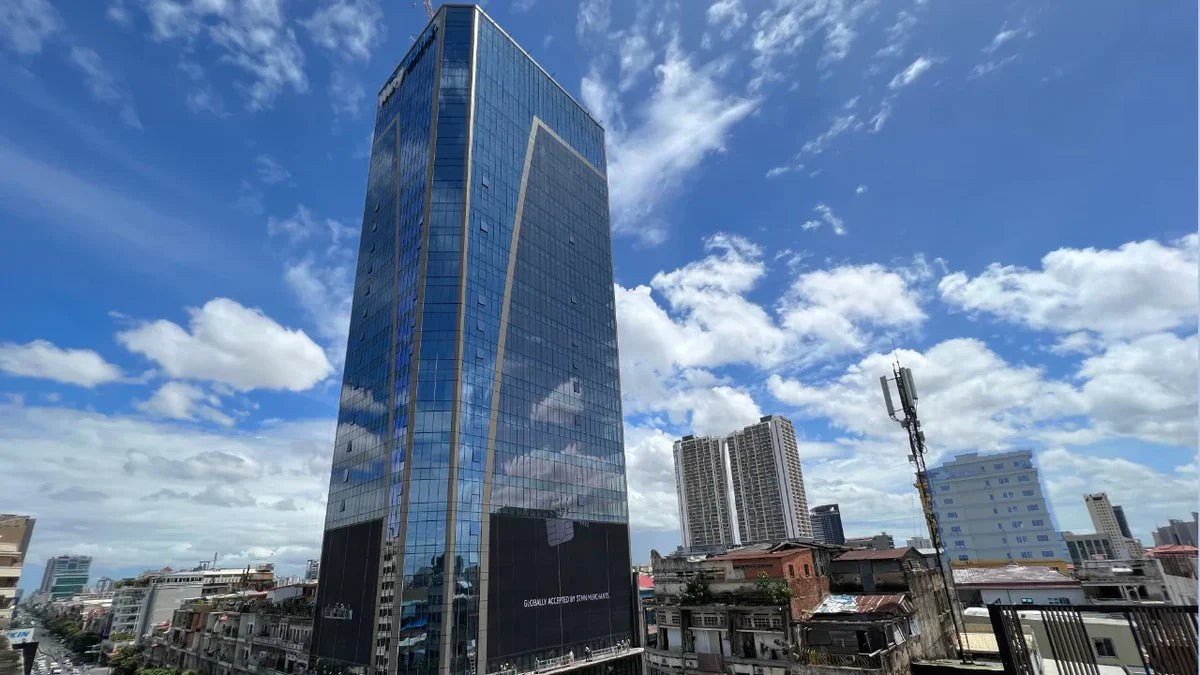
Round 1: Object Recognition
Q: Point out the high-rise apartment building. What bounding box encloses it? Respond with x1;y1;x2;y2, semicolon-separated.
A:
810;504;846;545
1085;492;1144;559
38;554;91;600
672;416;812;550
673;435;737;549
926;450;1068;564
1112;505;1133;539
727;416;812;543
312;7;634;675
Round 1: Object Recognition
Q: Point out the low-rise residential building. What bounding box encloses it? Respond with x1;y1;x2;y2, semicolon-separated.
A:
145;583;316;675
1146;544;1198;579
0;544;21;629
646;543;957;675
1073;558;1184;604
952;564;1084;607
110;565;275;644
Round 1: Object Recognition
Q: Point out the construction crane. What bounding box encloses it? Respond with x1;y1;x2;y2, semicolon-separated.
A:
881;365;971;663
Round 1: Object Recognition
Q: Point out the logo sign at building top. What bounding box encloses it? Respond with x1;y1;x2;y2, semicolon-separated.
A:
6;628;35;644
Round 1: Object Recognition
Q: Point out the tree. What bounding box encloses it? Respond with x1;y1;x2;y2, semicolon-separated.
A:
107;645;144;675
109;632;135;642
753;571;793;605
678;576;713;606
69;632;101;652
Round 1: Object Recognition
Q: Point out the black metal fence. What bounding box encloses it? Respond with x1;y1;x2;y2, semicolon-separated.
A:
987;603;1197;675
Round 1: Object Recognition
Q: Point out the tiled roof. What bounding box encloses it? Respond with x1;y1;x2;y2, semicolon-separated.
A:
834;547;916;561
812;593;910;615
1147;544;1198;555
953;564;1077;586
637;574;654;589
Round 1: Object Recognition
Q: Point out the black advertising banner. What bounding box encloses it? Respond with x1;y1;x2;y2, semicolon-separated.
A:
487;515;633;660
313;518;383;664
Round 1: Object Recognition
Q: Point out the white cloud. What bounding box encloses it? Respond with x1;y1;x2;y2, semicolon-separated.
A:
622;424;681;530
765;159;804;178
855;184;867;194
768;338;1087;457
779;262;927;353
576;0;610;42
582;39;757;243
139;0;307;110
107;1;130;25
302;0;383;61
801;113;858;154
1076;332;1198;447
0;399;332;574
868;100;891;132
707;0;747;41
876;10;916;58
254;153;291;184
939;235;1199;340
116;298;333;391
329;68;366;117
135;381;234;426
800;219;821;230
67;46;142;129
748;0;874;88
1039;448;1198;541
889;55;934;89
0;340;123;387
0;0;60;55
812;202;846;235
969;54;1019;80
1049;332;1102;356
983;23;1032;54
617;33;652;91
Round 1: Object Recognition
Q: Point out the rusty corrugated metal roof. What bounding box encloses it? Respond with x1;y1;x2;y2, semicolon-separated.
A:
833;547;916;561
811;593;910;615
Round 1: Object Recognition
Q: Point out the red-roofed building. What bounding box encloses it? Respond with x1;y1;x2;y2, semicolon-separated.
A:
1146;544;1198;581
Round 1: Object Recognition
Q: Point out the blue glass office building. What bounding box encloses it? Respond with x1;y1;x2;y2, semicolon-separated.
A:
312;6;635;675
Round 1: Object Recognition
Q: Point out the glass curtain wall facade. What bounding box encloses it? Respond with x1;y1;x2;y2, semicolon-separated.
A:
313;7;633;675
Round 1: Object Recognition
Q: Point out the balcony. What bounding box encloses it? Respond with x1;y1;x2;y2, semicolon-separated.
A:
793;647;883;669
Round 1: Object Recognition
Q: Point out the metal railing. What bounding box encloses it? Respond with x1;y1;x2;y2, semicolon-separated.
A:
485;644;635;675
793;647;883;669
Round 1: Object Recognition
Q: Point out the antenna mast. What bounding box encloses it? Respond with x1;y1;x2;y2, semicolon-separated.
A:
881;365;971;663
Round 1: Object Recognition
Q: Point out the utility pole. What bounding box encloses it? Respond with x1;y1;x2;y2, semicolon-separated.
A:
881;365;971;663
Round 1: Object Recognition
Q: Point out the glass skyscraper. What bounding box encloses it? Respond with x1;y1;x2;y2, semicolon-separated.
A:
312;6;635;675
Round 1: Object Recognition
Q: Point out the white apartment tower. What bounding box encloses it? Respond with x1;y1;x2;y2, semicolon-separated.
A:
1085;492;1145;559
674;435;738;548
673;415;813;549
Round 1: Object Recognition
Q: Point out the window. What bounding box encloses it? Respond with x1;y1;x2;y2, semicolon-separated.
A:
1031;519;1044;526
1008;506;1019;513
1037;535;1050;542
989;494;995;501
479;221;488;232
947;512;958;518
1018;475;1030;482
984;479;991;487
998;477;1011;484
1093;638;1116;658
573;380;581;393
954;540;966;548
343;469;350;483
1020;552;1033;559
997;523;1004;529
1020;598;1035;604
1003;491;1014;499
1028;504;1040;511
950;526;962;533
939;485;949;492
788;564;795;578
804;564;810;576
1023;490;1035;496
958;555;969;561
943;498;954;505
1011;521;1023;528
1015;536;1028;543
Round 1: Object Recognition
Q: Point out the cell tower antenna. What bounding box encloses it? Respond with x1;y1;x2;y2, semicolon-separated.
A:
880;363;972;663
423;0;434;19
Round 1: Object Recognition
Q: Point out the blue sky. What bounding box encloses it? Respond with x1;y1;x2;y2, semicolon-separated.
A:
0;0;1195;584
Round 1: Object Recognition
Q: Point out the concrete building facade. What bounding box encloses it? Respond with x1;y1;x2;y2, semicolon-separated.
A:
844;534;895;551
1085;492;1144;559
926;450;1068;565
1152;513;1199;547
1062;531;1118;567
0;515;34;628
811;504;846;546
675;435;738;549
